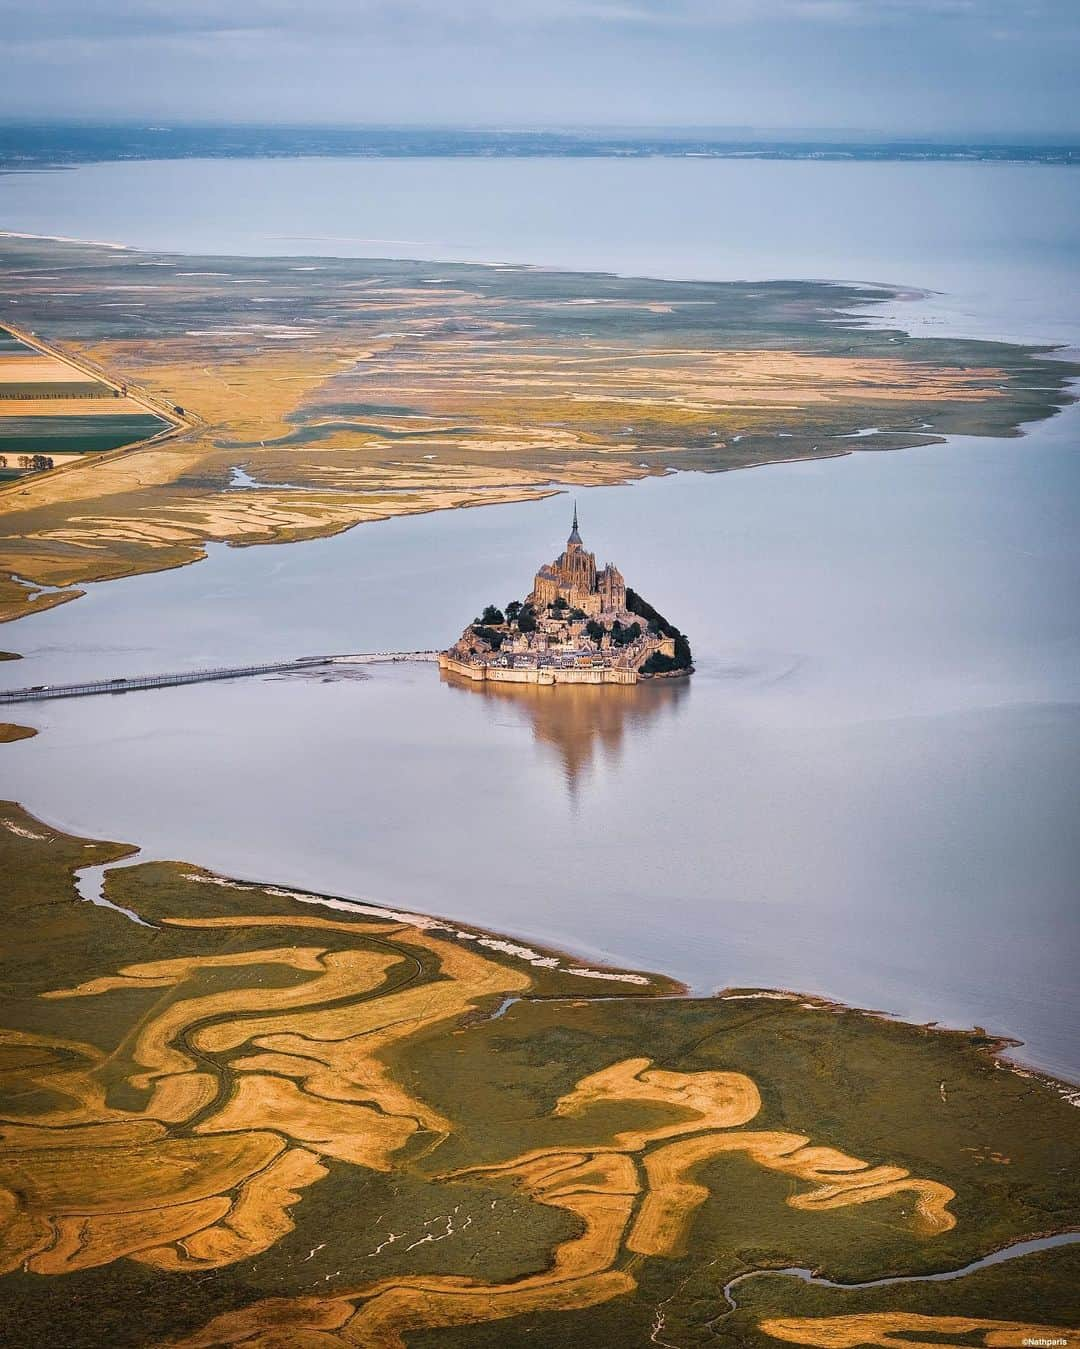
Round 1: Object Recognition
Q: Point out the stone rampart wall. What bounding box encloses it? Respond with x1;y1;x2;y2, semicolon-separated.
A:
439;654;638;686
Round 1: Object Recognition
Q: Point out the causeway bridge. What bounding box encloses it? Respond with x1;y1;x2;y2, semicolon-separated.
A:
0;652;440;705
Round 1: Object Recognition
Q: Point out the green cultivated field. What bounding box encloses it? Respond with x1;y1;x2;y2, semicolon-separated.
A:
0;413;168;456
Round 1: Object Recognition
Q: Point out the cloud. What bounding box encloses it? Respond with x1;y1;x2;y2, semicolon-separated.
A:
6;0;1078;44
2;0;1076;132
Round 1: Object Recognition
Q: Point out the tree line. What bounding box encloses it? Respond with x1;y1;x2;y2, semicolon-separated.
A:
0;454;55;472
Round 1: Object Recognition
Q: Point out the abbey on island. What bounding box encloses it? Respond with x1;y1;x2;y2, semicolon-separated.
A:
438;507;693;686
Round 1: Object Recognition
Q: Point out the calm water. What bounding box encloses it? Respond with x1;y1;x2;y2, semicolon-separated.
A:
3;157;1080;344
1;158;1078;1079
3;417;1078;1078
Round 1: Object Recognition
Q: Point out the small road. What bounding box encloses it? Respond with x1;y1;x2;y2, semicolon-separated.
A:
0;651;440;704
0;318;201;500
0;318;193;430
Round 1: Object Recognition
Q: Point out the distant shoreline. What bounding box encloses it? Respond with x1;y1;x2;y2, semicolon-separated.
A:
1;124;1078;174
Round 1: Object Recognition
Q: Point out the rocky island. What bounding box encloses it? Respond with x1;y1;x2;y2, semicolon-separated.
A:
439;507;692;684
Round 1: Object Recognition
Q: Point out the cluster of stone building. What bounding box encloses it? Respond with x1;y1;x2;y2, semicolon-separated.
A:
438;508;688;686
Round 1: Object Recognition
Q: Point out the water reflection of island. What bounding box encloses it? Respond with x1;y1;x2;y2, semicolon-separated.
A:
441;669;689;788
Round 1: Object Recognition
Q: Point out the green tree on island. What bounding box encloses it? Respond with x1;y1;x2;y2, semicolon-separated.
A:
610;620;640;647
471;625;504;650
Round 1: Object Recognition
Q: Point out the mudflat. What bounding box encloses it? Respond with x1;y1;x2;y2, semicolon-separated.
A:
1;233;1074;625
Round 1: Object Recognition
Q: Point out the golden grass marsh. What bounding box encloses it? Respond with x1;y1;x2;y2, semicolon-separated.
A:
1;234;1074;626
1;802;1077;1348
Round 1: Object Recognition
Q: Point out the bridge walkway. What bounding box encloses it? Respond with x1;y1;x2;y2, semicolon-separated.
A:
0;651;440;705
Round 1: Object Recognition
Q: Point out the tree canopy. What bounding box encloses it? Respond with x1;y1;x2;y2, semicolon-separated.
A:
471;624;504;650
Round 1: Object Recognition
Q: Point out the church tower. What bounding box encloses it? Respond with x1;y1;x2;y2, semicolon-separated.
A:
556;502;597;594
529;503;598;610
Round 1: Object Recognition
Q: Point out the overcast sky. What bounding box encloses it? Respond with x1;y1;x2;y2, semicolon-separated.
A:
4;0;1078;137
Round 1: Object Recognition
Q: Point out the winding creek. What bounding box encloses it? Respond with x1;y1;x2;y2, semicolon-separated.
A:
718;1231;1080;1314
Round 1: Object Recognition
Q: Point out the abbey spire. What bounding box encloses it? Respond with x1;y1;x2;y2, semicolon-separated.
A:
568;501;582;547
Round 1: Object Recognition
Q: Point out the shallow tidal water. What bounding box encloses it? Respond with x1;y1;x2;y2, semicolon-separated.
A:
1;155;1078;1080
3;157;1080;346
3;409;1078;1080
